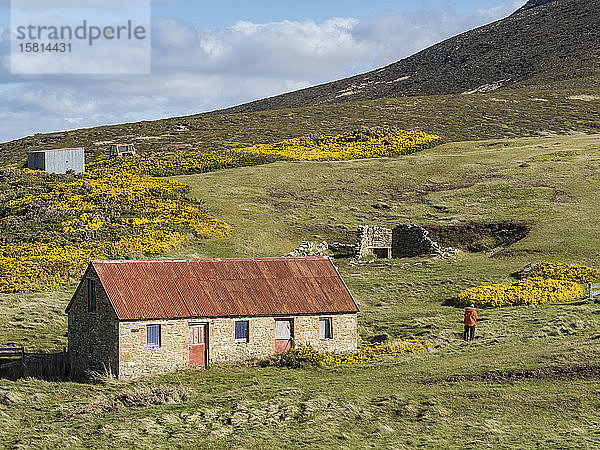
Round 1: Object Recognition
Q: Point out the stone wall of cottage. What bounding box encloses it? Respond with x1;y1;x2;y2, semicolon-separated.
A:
67;266;119;376
209;316;274;362
116;313;358;378
119;319;189;379
356;224;448;258
294;314;358;353
209;313;358;362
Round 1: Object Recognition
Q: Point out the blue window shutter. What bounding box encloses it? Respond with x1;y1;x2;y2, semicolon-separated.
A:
235;321;249;341
147;324;161;347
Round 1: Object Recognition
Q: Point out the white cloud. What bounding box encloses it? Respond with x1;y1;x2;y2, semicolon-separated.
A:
476;1;528;20
151;16;370;79
0;1;523;142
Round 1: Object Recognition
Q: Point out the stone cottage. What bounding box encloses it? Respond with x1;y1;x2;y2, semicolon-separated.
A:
66;257;359;379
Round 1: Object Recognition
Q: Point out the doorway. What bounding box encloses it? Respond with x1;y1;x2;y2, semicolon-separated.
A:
189;323;208;367
274;318;294;354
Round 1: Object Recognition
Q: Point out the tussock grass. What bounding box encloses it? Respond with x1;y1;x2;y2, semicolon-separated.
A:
69;384;191;418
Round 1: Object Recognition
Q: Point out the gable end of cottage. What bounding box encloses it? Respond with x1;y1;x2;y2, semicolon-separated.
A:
67;264;120;377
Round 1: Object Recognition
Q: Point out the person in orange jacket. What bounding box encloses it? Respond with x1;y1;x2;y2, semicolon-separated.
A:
464;304;477;341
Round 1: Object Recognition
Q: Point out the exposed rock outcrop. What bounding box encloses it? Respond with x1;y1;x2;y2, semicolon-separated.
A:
286;241;330;257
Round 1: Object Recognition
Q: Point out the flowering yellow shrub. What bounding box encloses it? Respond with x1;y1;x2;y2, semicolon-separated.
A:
61;213;103;233
456;277;584;308
242;126;443;161
0;167;231;293
0;228;186;293
88;126;443;177
87;149;282;177
276;340;426;368
516;261;599;283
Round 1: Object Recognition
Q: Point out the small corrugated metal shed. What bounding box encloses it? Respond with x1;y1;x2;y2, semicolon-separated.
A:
27;147;85;174
67;257;359;320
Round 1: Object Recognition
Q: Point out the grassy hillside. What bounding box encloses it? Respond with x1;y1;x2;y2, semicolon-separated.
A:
1;88;599;167
1;133;599;447
171;133;600;266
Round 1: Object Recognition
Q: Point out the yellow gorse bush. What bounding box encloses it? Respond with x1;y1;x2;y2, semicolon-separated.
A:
0;228;186;293
280;340;427;368
86;149;283;177
61;213;103;233
0;166;231;293
239;126;443;161
516;261;599;283
456;277;584;308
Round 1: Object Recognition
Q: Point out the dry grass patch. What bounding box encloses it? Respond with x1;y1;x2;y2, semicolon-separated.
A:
69;384;191;417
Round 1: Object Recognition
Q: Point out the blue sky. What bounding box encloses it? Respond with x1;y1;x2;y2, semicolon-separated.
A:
0;0;526;142
151;1;515;29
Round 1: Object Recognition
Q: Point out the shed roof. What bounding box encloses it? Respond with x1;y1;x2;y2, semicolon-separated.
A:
28;147;84;154
70;257;358;321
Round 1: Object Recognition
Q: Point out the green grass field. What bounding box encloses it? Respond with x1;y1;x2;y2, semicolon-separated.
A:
1;133;600;448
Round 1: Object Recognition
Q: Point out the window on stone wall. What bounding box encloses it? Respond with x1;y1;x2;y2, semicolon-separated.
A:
235;320;249;343
319;318;333;339
147;324;161;347
87;278;97;314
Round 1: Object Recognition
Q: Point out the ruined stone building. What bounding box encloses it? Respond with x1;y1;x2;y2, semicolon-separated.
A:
355;226;393;258
356;222;530;258
110;143;136;157
356;224;445;258
66;257;359;379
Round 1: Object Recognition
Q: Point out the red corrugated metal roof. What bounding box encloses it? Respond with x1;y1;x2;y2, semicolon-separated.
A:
80;257;358;321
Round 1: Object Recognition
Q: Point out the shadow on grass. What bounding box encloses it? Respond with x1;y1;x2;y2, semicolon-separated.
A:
0;351;89;382
442;297;461;308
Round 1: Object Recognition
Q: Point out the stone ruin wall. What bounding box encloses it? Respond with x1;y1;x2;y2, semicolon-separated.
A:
391;224;441;258
356;224;445;259
355;225;392;258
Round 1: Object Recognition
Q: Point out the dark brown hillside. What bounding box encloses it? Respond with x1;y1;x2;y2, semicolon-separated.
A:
217;0;600;113
515;0;554;12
